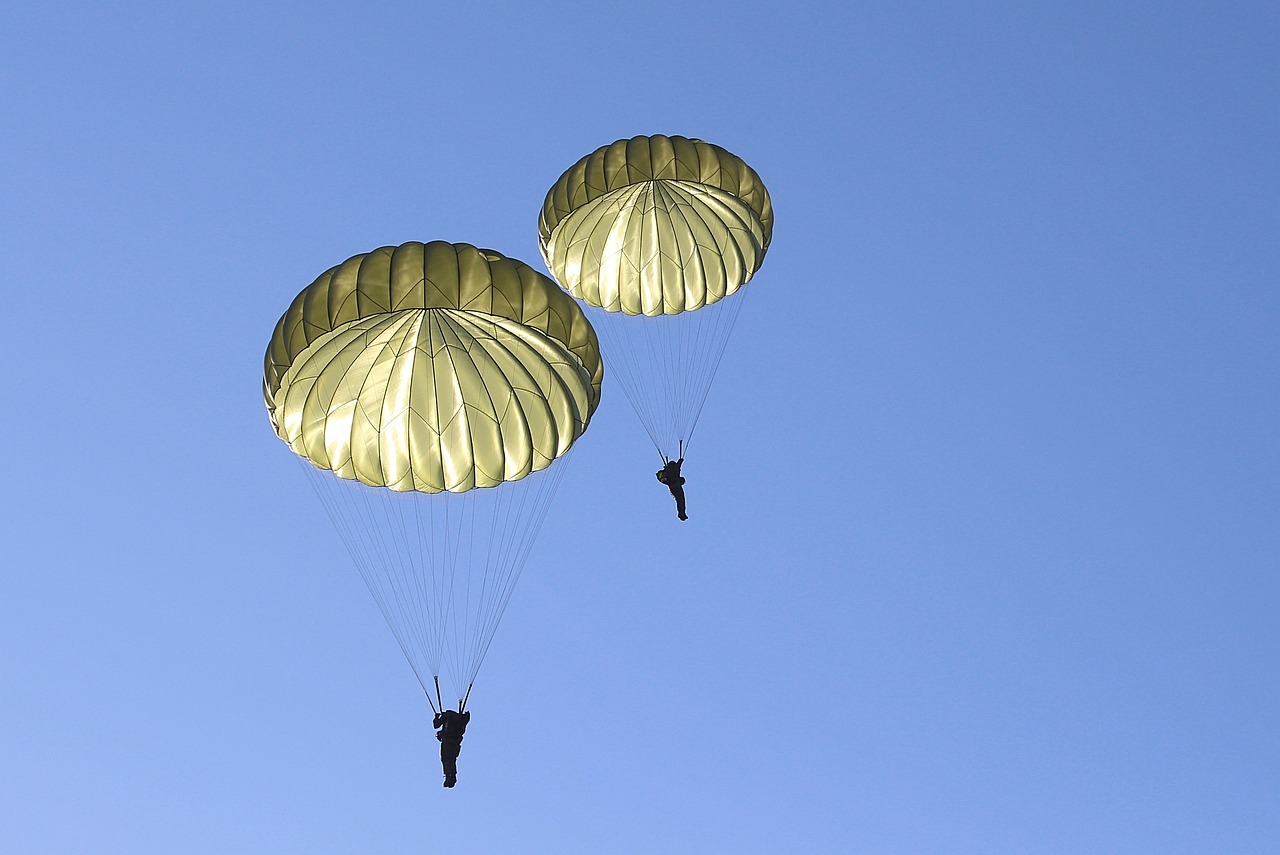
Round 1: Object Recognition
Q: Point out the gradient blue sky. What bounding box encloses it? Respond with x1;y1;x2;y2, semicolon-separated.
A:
2;2;1277;852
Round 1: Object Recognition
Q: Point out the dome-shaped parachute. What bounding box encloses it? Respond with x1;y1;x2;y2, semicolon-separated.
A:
538;134;771;459
265;241;602;710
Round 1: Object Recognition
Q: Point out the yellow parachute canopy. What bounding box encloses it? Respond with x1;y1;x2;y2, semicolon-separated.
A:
538;134;773;316
264;241;603;493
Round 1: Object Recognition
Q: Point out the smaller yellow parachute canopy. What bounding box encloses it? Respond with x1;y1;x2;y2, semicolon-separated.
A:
538;134;773;316
264;241;603;493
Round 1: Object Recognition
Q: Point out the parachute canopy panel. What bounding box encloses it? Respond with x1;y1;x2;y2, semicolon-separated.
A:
538;134;773;316
264;242;603;493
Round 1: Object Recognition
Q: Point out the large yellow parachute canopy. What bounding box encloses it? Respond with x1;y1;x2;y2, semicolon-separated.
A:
263;241;603;709
539;134;773;317
265;241;603;493
538;135;771;459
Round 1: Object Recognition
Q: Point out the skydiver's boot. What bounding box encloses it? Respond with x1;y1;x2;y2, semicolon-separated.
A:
443;773;457;788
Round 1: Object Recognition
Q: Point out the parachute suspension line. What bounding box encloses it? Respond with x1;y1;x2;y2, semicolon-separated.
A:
296;450;563;706
353;481;435;695
325;435;576;701
379;483;436;692
650;304;677;453
420;484;477;701
587;305;665;457
587;284;751;462
596;305;679;457
397;491;440;697
363;472;436;693
463;472;504;698
614;319;665;458
437;485;460;696
455;485;481;698
463;463;525;686
304;469;401;666
465;482;480;692
425;485;487;697
413;486;442;682
681;282;751;453
296;460;433;699
434;676;444;713
464;445;578;688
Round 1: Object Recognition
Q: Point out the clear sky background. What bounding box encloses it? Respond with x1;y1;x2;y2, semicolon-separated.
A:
2;2;1277;852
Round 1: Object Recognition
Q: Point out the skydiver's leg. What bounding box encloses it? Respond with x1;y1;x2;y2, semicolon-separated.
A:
673;485;687;521
441;742;460;787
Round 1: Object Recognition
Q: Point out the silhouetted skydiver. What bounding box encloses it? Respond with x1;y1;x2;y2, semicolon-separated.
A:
433;709;470;788
656;458;688;521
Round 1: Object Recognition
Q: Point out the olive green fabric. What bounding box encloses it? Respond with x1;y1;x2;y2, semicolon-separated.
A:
264;242;603;493
538;135;773;316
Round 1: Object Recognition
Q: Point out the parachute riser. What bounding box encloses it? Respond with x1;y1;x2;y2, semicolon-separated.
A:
459;683;473;714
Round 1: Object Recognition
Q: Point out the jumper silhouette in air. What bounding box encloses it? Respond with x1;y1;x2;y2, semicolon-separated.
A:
433;709;471;788
656;457;688;521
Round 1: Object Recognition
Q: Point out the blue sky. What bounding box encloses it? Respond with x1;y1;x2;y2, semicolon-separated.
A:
2;2;1276;852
